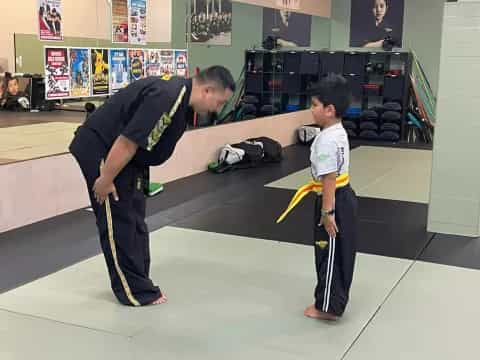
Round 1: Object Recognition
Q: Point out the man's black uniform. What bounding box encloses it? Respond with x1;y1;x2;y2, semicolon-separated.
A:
69;75;192;306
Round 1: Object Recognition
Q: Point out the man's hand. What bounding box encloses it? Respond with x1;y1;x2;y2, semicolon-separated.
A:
93;174;119;204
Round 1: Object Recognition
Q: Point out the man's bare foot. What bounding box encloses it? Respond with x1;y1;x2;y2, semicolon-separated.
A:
150;293;168;305
304;304;338;321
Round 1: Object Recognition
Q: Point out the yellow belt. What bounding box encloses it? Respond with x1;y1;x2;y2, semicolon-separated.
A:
276;173;349;224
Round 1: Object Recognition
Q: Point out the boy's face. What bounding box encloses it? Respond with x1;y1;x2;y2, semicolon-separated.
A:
373;0;387;22
310;97;336;127
7;79;19;95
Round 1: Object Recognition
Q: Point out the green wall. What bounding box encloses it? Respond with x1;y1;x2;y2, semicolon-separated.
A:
329;0;444;95
15;1;331;82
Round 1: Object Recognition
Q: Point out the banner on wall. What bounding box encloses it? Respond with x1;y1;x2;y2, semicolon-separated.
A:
190;0;232;46
69;48;90;97
160;50;174;75
44;47;70;99
129;0;147;44
112;0;129;43
175;50;188;77
128;49;145;81
349;0;405;48
91;49;110;96
44;47;187;99
146;50;162;77
110;49;129;92
38;0;63;41
262;7;311;47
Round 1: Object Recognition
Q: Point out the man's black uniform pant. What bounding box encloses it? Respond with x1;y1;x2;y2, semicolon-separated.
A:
313;185;358;317
70;126;161;306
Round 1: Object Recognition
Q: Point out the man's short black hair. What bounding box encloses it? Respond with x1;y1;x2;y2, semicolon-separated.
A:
196;65;236;92
308;74;352;118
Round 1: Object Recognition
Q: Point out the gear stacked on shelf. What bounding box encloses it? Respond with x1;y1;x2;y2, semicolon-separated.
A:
243;49;412;142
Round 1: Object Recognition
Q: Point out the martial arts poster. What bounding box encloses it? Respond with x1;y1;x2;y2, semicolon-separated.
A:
190;0;232;46
38;0;63;41
146;49;162;77
160;50;174;76
69;48;90;98
262;7;311;47
349;0;405;48
129;0;147;45
128;49;145;82
112;0;129;43
91;49;110;96
110;49;129;92
174;50;188;77
44;47;70;99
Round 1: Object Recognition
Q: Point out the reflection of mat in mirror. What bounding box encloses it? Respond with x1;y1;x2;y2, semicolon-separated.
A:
0;122;80;163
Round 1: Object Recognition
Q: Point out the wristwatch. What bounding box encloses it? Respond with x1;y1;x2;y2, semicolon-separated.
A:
321;208;335;217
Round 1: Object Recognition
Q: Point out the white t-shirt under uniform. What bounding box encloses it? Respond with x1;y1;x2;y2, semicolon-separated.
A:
310;122;350;181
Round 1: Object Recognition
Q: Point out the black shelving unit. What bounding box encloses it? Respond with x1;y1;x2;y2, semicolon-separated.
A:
243;49;412;142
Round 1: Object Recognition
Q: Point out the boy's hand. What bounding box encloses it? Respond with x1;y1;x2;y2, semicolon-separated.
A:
322;214;338;238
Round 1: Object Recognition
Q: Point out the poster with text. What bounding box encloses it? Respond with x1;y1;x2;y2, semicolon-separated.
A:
44;47;70;99
110;49;129;92
190;0;232;46
129;0;147;44
160;50;174;76
128;49;145;81
146;49;162;77
112;0;129;43
91;49;110;96
174;50;188;77
38;0;63;41
69;48;90;97
349;0;405;48
263;7;311;47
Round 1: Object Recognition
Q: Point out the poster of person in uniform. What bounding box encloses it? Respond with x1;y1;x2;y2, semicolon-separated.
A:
112;0;129;43
69;48;90;97
349;0;404;48
129;0;147;45
190;0;232;46
146;49;162;77
91;49;110;96
44;47;70;99
174;50;188;77
38;0;63;41
110;49;129;92
128;49;145;82
160;50;174;76
262;7;311;47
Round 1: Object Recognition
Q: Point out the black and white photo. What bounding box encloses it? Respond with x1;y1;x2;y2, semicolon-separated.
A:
190;0;232;46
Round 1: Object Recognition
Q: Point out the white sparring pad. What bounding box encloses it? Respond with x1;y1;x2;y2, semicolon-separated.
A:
344;261;480;360
0;226;412;359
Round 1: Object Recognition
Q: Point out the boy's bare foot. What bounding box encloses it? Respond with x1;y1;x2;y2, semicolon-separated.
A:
150;293;168;305
304;304;338;321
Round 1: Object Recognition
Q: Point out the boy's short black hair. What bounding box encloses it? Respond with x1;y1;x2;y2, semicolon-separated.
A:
196;65;236;92
308;74;352;118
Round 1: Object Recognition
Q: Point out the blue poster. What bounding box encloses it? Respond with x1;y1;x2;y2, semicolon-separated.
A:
69;48;90;97
109;49;129;92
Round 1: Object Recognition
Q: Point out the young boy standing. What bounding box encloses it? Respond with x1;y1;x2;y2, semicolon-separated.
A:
277;74;358;321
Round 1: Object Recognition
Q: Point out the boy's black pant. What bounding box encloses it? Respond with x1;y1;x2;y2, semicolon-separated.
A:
69;125;161;306
313;185;358;317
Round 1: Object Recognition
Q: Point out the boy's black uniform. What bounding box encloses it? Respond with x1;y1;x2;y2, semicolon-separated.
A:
69;75;192;306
